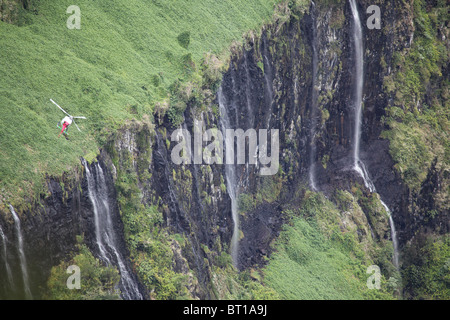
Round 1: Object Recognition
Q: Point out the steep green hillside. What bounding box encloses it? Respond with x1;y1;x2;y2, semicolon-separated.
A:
0;0;278;206
263;192;396;300
381;0;448;194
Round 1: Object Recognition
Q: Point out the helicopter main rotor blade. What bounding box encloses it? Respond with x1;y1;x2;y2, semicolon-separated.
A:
73;116;86;119
73;121;81;132
50;99;71;117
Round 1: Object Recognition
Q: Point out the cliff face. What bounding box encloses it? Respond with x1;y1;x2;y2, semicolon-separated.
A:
214;0;414;267
0;158;147;299
0;0;447;300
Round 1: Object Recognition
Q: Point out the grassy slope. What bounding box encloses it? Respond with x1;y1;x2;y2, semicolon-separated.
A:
0;0;277;206
262;193;395;300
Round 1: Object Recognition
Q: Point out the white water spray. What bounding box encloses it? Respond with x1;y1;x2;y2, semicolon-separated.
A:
83;159;143;300
9;205;32;299
0;225;14;289
349;0;364;170
309;0;319;191
349;0;400;270
218;87;240;267
381;202;400;269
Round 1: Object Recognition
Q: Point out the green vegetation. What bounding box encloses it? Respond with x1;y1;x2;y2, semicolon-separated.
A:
238;193;256;214
381;0;449;192
45;237;121;300
379;1;448;299
0;0;279;207
262;192;395;300
128;205;195;300
209;263;279;300
113;143;196;299
177;31;191;50
403;236;450;300
238;171;285;214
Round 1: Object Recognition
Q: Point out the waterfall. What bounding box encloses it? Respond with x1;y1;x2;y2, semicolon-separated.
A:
263;38;274;129
381;202;400;269
349;0;376;194
0;225;14;290
83;159;143;300
243;54;255;129
218;86;240;267
349;0;364;169
309;1;319;191
349;0;400;270
9;205;32;299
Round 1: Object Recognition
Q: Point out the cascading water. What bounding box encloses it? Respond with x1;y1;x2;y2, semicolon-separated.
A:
9;205;32;299
309;1;319;192
349;0;400;271
262;37;274;129
83;159;143;300
0;225;14;291
349;0;378;193
218;86;240;267
381;202;400;269
243;54;255;129
349;0;364;171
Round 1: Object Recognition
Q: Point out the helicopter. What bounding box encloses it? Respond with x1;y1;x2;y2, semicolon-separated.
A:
50;99;86;137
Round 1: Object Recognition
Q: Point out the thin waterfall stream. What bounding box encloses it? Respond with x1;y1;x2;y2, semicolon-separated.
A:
309;1;319;191
9;205;32;299
218;86;240;267
0;225;14;292
349;0;400;271
82;159;143;300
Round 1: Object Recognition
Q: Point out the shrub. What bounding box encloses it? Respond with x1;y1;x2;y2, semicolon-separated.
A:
238;193;255;214
177;31;191;49
45;243;121;300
